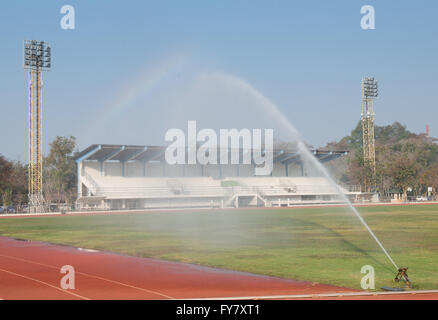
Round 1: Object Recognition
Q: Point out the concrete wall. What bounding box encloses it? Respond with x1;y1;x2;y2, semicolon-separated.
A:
238;164;254;177
185;164;203;177
272;163;286;177
105;161;122;176
164;164;184;177
288;162;302;176
146;162;164;177
83;161;100;177
221;164;238;177
204;164;220;179
126;161;143;177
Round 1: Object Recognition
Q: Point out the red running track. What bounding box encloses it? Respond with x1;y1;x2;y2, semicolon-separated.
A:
0;236;437;300
0;236;353;300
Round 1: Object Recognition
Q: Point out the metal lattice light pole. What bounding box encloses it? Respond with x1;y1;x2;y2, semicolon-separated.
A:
23;40;51;213
361;77;378;192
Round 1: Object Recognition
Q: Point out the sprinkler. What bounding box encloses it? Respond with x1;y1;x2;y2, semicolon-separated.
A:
381;267;412;291
394;267;412;289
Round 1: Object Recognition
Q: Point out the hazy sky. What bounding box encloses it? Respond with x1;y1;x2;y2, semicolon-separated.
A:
0;1;437;160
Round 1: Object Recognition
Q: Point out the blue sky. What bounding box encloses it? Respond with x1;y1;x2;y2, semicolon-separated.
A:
0;1;437;160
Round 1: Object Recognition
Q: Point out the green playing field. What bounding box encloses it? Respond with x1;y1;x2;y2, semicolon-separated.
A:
1;204;437;290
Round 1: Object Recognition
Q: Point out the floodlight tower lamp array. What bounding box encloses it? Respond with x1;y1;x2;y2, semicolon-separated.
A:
23;40;51;213
361;77;378;192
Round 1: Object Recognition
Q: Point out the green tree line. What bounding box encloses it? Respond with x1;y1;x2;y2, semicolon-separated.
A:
325;122;438;200
0;136;78;208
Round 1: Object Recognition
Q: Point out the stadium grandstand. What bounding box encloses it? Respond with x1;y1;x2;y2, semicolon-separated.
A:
74;144;360;210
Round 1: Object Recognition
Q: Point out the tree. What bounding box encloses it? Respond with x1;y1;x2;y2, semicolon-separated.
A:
2;189;12;206
322;122;438;199
337;121;363;150
11;161;28;205
419;163;438;199
390;155;418;200
375;122;412;144
0;155;13;191
0;155;14;205
44;136;78;205
0;155;28;207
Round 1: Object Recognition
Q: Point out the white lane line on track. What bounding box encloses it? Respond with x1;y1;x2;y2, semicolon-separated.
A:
0;267;89;300
187;289;438;300
0;253;174;299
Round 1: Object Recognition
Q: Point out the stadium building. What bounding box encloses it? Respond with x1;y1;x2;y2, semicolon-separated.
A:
74;144;359;210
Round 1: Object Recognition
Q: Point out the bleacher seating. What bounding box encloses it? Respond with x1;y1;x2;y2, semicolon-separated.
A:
79;171;354;209
75;144;356;210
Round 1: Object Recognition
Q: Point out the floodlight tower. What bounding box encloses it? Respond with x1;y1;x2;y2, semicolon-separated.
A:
23;40;51;213
361;77;378;192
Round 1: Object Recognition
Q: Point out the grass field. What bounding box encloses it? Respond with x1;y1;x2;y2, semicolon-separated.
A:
0;204;437;290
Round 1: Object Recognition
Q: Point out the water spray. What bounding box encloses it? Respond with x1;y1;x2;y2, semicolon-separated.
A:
297;142;400;271
187;72;406;284
297;143;414;289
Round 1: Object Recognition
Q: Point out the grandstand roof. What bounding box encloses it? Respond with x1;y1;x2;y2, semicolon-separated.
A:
75;144;348;164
